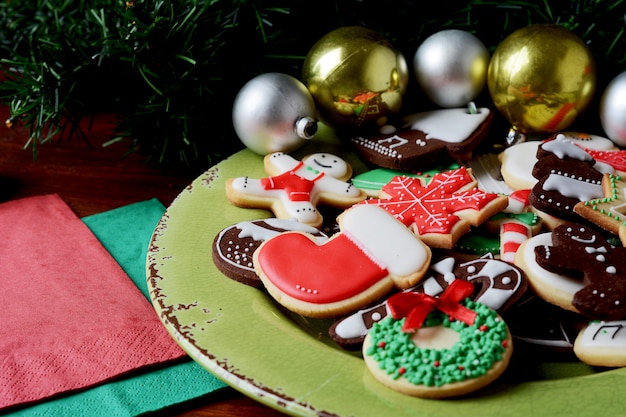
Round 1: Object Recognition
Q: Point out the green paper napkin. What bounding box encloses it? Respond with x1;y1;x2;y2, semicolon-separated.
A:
7;199;226;417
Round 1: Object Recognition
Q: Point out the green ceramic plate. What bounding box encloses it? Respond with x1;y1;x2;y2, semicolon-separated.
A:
147;137;626;417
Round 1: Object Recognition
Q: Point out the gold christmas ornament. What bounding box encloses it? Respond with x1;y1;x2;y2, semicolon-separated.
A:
302;26;409;130
488;24;596;139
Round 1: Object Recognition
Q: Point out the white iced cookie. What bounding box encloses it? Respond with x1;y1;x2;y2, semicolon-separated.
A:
574;320;626;367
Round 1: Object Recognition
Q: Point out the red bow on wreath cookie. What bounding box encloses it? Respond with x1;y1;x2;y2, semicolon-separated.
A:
388;280;477;333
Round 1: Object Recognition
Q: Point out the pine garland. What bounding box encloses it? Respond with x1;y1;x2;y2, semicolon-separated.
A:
0;0;624;173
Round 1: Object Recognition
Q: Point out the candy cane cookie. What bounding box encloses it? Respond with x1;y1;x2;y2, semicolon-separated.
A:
329;254;526;350
362;280;513;398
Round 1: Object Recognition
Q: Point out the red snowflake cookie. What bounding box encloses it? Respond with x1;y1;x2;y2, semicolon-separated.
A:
360;167;508;248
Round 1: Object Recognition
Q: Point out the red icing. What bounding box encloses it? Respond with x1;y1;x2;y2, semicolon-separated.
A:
362;167;499;235
387;279;476;333
256;232;388;303
261;168;321;202
583;147;626;172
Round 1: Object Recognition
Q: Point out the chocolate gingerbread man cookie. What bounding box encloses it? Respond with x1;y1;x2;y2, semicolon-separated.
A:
534;223;626;321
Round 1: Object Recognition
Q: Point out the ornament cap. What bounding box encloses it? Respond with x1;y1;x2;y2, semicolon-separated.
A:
295;116;318;140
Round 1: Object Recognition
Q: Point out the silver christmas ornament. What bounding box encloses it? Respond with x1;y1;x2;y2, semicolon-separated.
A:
232;73;318;155
413;29;489;108
600;71;626;147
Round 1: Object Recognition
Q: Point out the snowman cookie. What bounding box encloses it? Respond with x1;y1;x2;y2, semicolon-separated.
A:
226;152;367;228
254;204;432;318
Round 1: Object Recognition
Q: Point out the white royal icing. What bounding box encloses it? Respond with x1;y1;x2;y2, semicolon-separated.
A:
403;108;491;143
340;205;429;277
519;233;585;295
577;320;626;348
542;173;603;201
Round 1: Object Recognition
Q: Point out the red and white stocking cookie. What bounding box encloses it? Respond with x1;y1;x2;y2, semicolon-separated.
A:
226;152;367;228
253;204;432;318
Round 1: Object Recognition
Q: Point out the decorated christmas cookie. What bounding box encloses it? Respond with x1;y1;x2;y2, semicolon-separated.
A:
226;152;367;228
533;223;626;321
254;204;432;318
362;280;513;398
574;173;626;236
359;166;508;249
514;232;584;313
329;254;527;349
499;141;542;191
212;218;329;287
351;107;493;172
574;320;626;367
529;136;608;223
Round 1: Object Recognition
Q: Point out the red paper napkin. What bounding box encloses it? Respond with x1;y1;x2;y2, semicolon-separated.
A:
0;194;185;410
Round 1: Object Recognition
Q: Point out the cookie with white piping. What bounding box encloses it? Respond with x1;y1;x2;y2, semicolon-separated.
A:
362;280;513;398
574;319;626;367
532;223;626;321
350;107;493;172
329;253;526;350
212;218;329;288
358;166;508;249
528;136;608;223
254;204;432;319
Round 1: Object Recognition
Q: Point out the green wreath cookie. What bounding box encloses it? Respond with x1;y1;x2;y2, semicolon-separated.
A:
362;280;513;398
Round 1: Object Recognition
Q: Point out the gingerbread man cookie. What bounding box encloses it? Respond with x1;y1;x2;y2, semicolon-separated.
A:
253;204;432;318
351;107;493;172
533;223;626;321
226;152;367;228
360;166;508;249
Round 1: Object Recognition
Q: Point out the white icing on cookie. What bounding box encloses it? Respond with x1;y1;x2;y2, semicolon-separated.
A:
341;205;430;277
557;132;617;151
403;108;491;143
518;233;585;295
542;173;603;201
499;141;541;190
576;320;626;348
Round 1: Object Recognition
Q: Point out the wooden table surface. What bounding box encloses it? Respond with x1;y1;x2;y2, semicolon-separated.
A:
0;107;287;417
